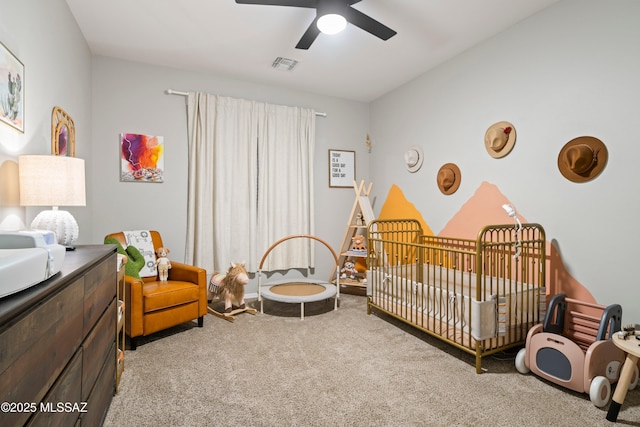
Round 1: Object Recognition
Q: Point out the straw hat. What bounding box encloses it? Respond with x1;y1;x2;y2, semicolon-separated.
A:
404;145;423;173
558;136;608;183
485;121;517;158
437;163;461;195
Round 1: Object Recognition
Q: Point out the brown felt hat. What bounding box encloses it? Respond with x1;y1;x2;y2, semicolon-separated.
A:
558;136;608;183
485;121;517;158
437;163;461;195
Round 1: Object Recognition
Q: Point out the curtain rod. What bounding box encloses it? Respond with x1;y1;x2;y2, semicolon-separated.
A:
165;89;327;117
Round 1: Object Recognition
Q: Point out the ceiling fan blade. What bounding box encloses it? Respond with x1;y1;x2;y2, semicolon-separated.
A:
235;0;316;7
344;6;396;40
295;18;321;49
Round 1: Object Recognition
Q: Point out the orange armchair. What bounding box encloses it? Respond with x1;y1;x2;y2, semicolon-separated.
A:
105;231;207;349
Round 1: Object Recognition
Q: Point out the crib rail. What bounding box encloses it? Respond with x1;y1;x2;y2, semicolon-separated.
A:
367;219;546;373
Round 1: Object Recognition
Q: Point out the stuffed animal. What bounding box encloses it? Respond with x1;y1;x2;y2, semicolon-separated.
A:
209;262;249;313
340;261;358;279
155;247;172;281
351;235;366;252
104;237;145;279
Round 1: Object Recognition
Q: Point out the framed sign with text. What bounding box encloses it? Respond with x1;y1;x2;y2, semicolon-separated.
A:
328;149;355;188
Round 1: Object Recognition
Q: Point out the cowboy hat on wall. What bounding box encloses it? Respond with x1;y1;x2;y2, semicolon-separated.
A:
437;163;461;195
485;121;517;158
558;136;608;183
404;145;424;173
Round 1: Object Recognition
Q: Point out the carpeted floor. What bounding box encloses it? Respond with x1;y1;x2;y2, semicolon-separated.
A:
104;294;640;427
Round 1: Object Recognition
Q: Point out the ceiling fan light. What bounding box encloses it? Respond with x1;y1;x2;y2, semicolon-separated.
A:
317;13;347;35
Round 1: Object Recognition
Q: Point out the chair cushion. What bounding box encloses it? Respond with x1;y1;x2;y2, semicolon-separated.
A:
143;280;200;313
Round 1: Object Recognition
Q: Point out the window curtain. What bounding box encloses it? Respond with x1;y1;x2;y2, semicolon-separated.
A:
185;92;315;273
257;104;316;270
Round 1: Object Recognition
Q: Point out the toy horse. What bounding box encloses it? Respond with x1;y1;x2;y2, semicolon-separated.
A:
208;262;257;321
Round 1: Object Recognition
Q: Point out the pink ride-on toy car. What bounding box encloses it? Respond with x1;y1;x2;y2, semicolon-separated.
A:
515;294;638;407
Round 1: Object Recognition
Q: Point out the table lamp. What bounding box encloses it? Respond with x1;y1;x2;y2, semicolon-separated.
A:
18;155;86;249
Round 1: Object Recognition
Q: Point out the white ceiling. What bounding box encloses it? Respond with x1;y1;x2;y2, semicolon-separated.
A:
65;0;561;103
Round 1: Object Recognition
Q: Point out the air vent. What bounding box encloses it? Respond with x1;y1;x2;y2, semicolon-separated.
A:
272;57;298;71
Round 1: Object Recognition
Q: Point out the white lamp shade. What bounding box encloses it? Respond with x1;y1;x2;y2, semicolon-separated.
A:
317;13;347;35
18;155;86;246
19;155;86;207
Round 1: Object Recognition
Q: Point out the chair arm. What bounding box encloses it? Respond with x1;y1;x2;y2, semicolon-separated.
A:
167;262;208;316
168;261;206;282
124;275;144;338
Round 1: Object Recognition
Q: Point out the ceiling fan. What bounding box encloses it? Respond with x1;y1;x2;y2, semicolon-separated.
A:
235;0;397;50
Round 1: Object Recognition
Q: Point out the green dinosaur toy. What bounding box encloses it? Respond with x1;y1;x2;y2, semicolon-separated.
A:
104;237;145;279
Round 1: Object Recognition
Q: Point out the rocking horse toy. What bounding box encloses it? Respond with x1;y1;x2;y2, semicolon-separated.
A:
208;262;257;321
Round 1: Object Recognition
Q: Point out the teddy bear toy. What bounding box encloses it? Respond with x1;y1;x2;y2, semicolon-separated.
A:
155;247;172;281
340;261;358;280
351;235;366;252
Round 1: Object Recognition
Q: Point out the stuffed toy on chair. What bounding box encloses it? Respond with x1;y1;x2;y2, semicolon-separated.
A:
155;247;172;281
104;237;145;279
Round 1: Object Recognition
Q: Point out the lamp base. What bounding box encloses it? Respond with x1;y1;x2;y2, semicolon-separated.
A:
30;209;79;247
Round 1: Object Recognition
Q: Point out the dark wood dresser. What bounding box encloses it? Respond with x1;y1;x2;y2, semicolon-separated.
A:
0;245;117;427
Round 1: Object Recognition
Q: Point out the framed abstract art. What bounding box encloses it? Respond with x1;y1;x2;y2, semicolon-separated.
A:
120;132;165;182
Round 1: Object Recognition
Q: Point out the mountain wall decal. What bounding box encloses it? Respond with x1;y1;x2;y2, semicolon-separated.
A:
378;181;595;303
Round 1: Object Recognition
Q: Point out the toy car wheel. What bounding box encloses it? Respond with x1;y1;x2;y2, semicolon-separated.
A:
515;348;529;374
589;376;611;407
629;365;639;390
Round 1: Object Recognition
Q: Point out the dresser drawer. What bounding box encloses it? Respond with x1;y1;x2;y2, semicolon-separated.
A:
26;348;83;427
82;298;116;401
79;343;116;427
83;255;116;337
0;278;84;426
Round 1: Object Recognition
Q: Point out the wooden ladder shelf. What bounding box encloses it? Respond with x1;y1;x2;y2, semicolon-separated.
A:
330;180;375;292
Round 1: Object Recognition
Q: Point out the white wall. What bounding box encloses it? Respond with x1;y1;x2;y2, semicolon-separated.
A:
369;0;640;321
0;0;92;236
89;56;370;289
4;0;638;322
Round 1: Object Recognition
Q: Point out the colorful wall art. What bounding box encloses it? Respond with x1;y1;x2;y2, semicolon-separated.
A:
120;133;164;182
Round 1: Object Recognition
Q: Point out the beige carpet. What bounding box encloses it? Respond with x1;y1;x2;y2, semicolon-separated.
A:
104;294;640;427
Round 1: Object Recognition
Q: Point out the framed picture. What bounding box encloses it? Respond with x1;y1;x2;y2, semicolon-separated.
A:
328;149;355;188
0;41;24;133
120;133;165;182
51;106;76;156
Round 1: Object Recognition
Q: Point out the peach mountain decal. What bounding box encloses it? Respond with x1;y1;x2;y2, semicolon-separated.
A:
378;181;595;303
378;184;433;236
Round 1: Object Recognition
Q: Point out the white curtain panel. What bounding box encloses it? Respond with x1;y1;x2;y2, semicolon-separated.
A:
185;93;259;272
257;103;316;271
185;92;315;273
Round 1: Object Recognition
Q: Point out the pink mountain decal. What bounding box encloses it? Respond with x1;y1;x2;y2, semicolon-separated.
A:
379;181;595;303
